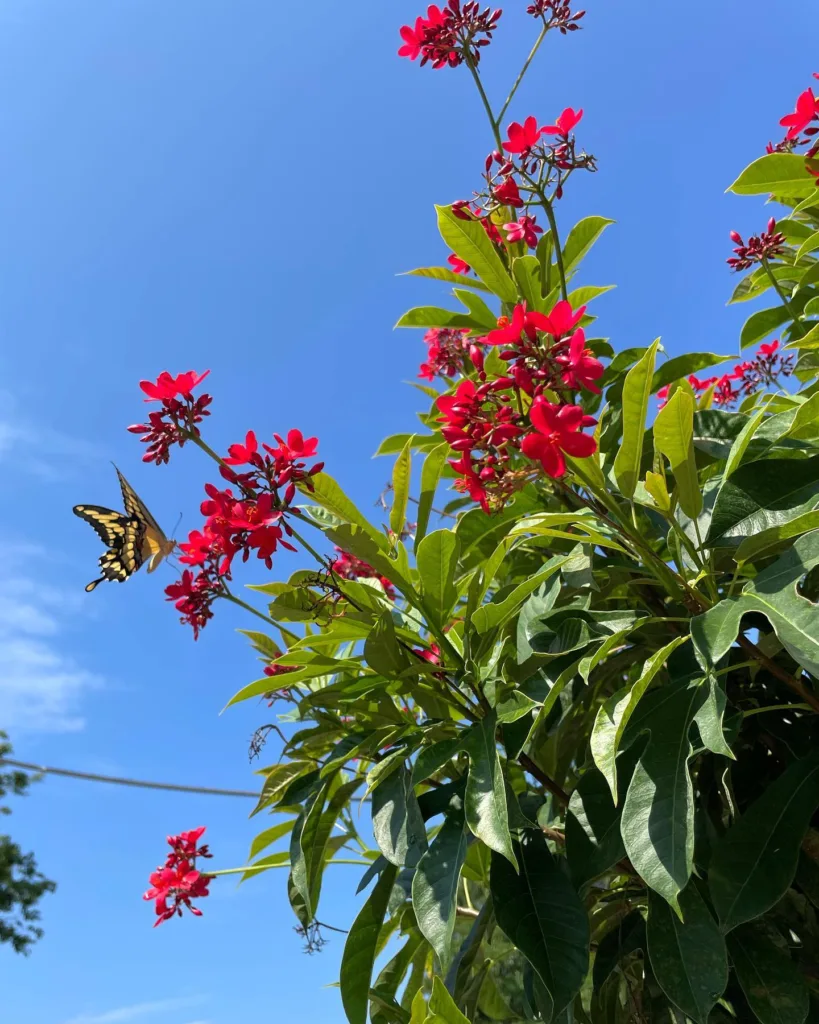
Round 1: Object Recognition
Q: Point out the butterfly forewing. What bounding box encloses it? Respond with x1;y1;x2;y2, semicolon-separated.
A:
115;466;165;538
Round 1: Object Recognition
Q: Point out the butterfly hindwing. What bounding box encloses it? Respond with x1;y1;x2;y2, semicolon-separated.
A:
73;504;146;591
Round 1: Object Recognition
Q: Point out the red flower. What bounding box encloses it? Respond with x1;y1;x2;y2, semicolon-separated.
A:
493;177;524;208
759;339;780;357
179;530;214;568
555;328;604;393
448;254;471;274
503;215;543;248
537;299;586;339
780;88;819;140
224;430;258;466
486;304;549;346
520;399;597;478
542;107;583;136
229;493;279;532
503;116;545;155
140;370;210;402
248;524;286;569
398;17;428;59
448;452;490;511
265;429;319;462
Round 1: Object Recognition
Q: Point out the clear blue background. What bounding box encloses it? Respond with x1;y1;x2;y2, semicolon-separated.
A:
0;2;815;1021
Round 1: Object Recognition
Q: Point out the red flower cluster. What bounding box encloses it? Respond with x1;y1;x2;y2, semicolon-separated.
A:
656;341;794;411
329;547;396;601
165;569;220;640
727;219;787;272
398;2;502;70
158;422;323;637
526;0;585;32
436;299;601;510
476;108;593;216
418;327;476;380
143;827;211;927
128;370;212;465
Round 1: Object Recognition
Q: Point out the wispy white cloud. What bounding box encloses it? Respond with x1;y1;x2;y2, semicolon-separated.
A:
0;564;102;734
62;995;207;1024
0;390;103;480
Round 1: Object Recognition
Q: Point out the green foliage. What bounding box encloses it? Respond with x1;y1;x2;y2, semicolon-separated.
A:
170;33;819;1024
0;733;56;955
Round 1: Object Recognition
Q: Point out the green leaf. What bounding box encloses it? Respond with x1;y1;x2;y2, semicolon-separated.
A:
470;556;565;635
797;230;819;263
592;912;646;988
651;352;728;394
735;508;819;563
340;863;399;1024
721;406;769;482
390;442;412;537
561;216;615;279
512;255;545;312
516;576;562;663
436;205;517;302
621;673;706;907
740;305;792;349
411;805;467;970
372;765;427;869
490;831;590;1021
416;530;460;629
302;778;363;914
453;288;497;330
395;306;468;329
463;712;516;868
613;339;660;499
249;819;295;860
365;612;412;679
402;265;492;292
300;473;386;548
727;924;810;1024
565;767;626;888
591;636;690;802
375;434;442;457
728;154;816;196
653;389;702;519
646;885;728;1024
427;977;470;1024
708;750;819;932
706;454;819;545
697;532;819;678
415;444;449;550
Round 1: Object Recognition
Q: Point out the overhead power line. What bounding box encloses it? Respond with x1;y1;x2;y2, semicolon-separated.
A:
0;757;258;799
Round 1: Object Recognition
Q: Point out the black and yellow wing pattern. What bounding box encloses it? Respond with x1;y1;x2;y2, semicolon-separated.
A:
73;466;176;592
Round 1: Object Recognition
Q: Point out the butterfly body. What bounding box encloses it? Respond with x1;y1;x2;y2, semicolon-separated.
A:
73;467;176;592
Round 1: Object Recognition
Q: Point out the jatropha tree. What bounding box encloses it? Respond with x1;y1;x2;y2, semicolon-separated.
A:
129;6;819;1022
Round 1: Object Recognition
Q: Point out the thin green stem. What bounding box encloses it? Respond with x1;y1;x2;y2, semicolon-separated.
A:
540;192;568;301
222;590;296;638
742;702;812;718
761;257;802;326
464;52;503;150
187;432;232;472
497;23;549;125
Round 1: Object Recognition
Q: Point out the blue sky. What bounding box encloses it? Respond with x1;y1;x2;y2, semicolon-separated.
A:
0;1;815;1021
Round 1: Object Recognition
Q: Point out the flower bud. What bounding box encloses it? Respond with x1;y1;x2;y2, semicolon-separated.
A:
729;230;743;245
468;344;484;372
767;217;777;234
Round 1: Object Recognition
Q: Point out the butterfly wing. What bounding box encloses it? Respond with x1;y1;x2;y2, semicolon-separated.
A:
114;465;175;572
73;504;146;592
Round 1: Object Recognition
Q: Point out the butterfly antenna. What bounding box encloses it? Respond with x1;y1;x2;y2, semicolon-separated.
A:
171;511;183;540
